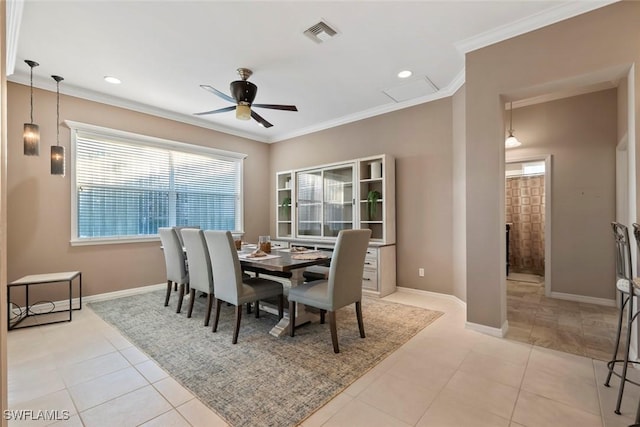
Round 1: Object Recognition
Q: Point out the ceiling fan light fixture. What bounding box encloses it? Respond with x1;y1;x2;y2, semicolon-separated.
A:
236;103;251;121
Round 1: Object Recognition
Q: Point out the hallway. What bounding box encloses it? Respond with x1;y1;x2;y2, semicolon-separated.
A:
506;279;621;361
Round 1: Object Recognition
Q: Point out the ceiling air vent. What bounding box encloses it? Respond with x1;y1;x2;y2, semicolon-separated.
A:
304;20;338;43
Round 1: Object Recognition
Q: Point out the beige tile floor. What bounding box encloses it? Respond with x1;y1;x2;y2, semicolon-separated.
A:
505;279;622;361
6;290;640;426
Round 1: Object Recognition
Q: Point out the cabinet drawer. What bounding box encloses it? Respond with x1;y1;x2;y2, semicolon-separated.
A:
365;248;378;260
363;256;377;269
362;268;378;291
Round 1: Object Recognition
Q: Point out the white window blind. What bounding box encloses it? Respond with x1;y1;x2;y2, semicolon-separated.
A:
69;122;245;244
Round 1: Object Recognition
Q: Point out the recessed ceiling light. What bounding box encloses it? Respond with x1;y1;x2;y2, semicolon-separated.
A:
104;76;121;85
397;70;412;79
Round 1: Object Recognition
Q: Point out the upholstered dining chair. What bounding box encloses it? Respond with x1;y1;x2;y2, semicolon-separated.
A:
605;222;640;416
181;229;215;326
159;227;189;313
204;230;284;344
288;229;371;353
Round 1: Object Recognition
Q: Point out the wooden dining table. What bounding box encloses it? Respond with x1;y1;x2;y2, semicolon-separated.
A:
238;247;331;337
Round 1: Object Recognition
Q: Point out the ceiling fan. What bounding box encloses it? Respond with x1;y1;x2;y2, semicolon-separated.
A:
194;68;298;128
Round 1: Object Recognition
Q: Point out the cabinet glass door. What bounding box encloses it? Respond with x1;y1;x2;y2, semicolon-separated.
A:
323;165;354;237
297;170;322;236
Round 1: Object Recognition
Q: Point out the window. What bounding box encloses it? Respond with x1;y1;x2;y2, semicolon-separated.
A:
68;121;246;245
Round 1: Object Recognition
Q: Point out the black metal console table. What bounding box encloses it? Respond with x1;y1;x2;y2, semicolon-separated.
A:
8;271;82;330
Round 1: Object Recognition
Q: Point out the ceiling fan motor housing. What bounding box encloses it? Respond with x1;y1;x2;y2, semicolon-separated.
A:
230;80;257;104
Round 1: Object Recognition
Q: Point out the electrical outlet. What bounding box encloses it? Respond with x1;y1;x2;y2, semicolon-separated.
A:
418;268;425;277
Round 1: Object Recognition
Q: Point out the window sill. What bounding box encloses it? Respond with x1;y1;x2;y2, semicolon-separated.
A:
70;236;160;246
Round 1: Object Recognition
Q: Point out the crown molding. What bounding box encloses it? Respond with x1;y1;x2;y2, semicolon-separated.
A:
8;68;466;144
7;72;270;143
455;0;619;55
6;0;24;75
270;68;466;143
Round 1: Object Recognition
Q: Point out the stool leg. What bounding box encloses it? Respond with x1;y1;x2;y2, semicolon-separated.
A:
615;294;634;414
606;291;627;387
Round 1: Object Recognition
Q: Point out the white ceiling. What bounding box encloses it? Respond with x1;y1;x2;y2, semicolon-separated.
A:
7;1;616;143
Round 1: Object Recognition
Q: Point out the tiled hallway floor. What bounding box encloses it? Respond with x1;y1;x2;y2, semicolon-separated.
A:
7;289;640;426
506;279;621;361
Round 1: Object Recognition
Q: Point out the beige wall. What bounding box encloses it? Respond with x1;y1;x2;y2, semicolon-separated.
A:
506;89;617;300
270;98;455;293
7;82;270;299
466;1;639;328
452;86;467;301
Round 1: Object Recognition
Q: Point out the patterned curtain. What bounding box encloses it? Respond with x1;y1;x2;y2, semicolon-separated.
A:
506;175;545;275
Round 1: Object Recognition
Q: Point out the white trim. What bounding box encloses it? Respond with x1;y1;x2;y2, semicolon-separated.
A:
465;320;508;338
272;69;465;143
550;291;616;307
7;73;271;143
8;68;465;144
68;121;246;245
395;286;466;307
16;283;165;314
70;236;160;247
6;0;24;76
65;120;247;160
454;1;618;54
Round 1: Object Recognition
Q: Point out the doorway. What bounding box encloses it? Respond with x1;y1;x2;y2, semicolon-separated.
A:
505;156;551;296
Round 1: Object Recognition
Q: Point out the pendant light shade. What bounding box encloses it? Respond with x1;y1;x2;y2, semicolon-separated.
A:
23;60;40;156
51;75;65;176
505;101;522;149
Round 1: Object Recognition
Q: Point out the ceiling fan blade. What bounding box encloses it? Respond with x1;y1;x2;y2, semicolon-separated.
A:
252;104;298;112
251;110;273;128
193;105;237;116
200;85;236;103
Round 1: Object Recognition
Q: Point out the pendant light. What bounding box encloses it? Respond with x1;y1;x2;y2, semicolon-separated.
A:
50;75;65;176
23;60;40;156
505;102;522;148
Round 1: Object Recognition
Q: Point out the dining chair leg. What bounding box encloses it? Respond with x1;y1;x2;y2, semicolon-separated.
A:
204;294;213;326
187;289;196;318
164;280;172;307
289;300;296;337
212;298;222;333
176;284;185;313
356;301;365;338
255;300;260;318
320;309;326;324
246;303;252;314
232;305;242;344
278;294;284;320
328;311;339;353
174;282;177;291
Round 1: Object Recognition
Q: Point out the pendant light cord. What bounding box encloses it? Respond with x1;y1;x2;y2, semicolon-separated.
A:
509;102;514;134
56;79;60;146
29;65;34;123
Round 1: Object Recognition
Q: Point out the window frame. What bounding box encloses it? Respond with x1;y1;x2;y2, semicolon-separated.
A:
66;120;247;246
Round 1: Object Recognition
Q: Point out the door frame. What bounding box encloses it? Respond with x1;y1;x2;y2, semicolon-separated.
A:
505;154;552;297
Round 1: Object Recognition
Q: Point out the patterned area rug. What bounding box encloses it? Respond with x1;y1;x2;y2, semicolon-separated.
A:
89;289;442;427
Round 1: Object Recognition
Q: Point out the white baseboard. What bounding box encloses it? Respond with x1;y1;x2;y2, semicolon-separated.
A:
13;283;165;314
550;291;616;307
395;286;466;307
465;320;509;338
